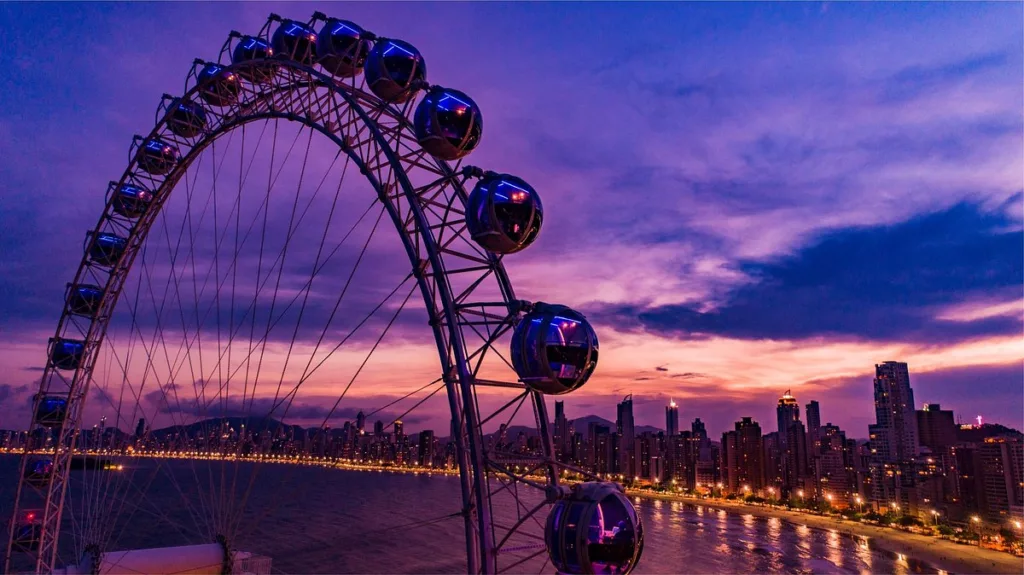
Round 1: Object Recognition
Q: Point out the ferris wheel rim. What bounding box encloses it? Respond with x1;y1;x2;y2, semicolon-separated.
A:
6;54;528;573
6;13;635;575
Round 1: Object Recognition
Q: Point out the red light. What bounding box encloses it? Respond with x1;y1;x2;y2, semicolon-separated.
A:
26;513;35;520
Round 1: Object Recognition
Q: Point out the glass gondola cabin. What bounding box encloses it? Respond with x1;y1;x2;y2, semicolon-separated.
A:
545;482;644;575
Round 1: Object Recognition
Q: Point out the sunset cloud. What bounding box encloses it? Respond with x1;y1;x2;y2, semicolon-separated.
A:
0;2;1020;440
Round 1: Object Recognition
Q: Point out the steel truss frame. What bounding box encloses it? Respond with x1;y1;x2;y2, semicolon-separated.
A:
4;15;592;575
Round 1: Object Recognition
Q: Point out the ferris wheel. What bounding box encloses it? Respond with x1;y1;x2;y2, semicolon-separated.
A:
3;12;644;575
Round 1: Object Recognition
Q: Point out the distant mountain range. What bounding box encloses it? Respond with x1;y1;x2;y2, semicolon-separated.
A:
5;417;1018;445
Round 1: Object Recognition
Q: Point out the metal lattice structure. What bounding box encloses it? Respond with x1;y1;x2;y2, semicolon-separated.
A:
4;12;641;575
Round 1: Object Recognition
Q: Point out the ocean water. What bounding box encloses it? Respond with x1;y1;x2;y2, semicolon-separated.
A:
0;457;935;574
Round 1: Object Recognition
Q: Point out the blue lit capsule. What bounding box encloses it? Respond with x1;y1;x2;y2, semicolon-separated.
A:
136;138;179;176
317;19;370;78
413;87;482;160
90;232;128;267
510;303;598;395
50;338;85;371
272;20;317;66
67;284;104;316
466;174;542;254
197;63;241;107
11;514;41;552
112;184;154;219
546;482;644;575
364;39;426;103
34;395;68;428
232;35;276;83
166;98;207;138
24;458;54;487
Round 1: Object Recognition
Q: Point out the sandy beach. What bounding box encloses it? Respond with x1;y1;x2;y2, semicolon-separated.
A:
636;491;1024;574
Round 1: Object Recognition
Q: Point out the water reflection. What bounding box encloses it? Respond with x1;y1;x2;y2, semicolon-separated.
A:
855;535;873;572
827;528;843;569
633;499;941;575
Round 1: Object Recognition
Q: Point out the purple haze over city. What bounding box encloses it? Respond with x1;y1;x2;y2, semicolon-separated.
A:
0;2;1021;440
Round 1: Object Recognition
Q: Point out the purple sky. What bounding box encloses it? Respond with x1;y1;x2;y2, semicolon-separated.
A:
0;2;1021;440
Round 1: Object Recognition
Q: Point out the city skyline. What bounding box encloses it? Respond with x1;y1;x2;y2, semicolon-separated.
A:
5;360;1017;445
0;2;1021;440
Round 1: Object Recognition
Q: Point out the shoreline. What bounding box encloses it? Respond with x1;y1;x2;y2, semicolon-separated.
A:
3;452;1020;572
636;491;1023;575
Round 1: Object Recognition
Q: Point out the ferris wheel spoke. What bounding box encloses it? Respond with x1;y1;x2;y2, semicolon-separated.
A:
362;377;443;420
299;280;418;425
226;279;420;537
494;499;548;553
497;547;547;574
88;345;213;547
154;117;307;414
286;268;411;398
374;380;446;438
218;134;350;537
7;25;623;574
246;126;317;406
178;196;384;415
258;149;350;417
104;343;216;540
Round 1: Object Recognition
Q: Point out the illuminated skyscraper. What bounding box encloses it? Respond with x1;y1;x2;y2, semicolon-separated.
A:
666;399;679;437
418;430;435;466
722;417;763;494
554;400;568;459
806;400;821;453
617;395;635;476
777;391;800;442
776;390;804;495
871;361;918;463
868;361;920;511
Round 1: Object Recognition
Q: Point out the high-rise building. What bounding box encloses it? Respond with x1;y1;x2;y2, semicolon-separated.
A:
135;418;146;439
394;420;404;440
816;423;852;503
668;432;698;489
978;438;1024;521
806;400;821;453
916;403;959;509
374;419;385;437
692;419;715;487
666;400;679;437
917;404;957;452
869;361;920;511
871;361;918;463
785;420;810;494
776;390;803;495
356;411;366;435
418;430;435;466
777;391;800;442
722;417;763;494
762;431;784;490
692;418;708;444
617;395;635;476
554;400;568;459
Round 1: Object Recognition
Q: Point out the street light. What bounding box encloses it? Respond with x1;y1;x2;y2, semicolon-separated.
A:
930;510;940;526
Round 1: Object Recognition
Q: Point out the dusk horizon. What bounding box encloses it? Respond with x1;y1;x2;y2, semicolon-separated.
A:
1;1;1021;452
2;3;1023;574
